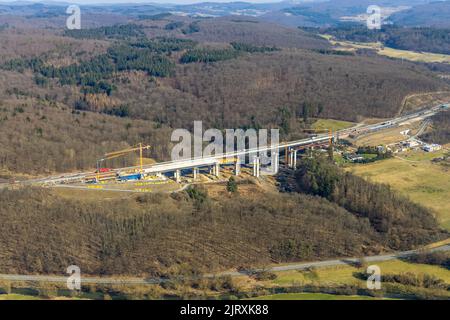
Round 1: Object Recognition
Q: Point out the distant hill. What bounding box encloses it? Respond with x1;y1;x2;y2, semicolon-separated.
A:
259;0;434;27
322;25;450;55
0;10;448;175
186;17;330;49
0;0;448;30
391;1;450;28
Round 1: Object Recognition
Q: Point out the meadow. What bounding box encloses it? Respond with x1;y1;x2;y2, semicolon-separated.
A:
347;149;450;230
325;37;450;64
312;118;356;132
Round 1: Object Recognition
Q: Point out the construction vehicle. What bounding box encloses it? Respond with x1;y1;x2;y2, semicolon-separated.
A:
88;143;151;183
85;171;117;184
118;173;143;182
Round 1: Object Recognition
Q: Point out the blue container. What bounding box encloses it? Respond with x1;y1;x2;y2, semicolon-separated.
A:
119;173;142;181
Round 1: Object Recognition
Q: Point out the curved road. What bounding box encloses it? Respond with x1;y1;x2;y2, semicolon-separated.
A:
0;244;448;285
0;103;448;285
0;103;447;190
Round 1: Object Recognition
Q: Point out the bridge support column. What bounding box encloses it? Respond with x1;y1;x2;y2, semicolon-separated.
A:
193;168;199;180
175;169;181;183
272;152;279;174
253;156;260;178
235;158;241;176
285;147;288;166
288;150;294;168
257;157;260;178
293;150;298;169
214;163;220;178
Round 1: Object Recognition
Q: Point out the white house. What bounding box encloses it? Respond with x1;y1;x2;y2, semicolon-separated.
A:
423;144;442;152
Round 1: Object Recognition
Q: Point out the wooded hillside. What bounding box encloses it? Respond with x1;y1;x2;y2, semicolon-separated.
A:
0;159;445;276
422;110;450;145
321;25;450;55
0;22;448;175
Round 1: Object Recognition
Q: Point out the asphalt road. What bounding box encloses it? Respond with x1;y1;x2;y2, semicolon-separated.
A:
0;244;448;285
0;103;446;189
0;103;448;285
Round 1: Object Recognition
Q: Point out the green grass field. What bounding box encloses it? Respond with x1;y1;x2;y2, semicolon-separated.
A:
271;259;450;286
379;47;450;64
312;119;356;132
347;150;450;230
325;37;450;64
252;293;382;300
0;294;41;300
258;259;450;300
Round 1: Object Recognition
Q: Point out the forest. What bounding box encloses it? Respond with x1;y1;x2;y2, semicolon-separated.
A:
180;48;240;63
0;8;448;290
422;110;450;145
0;21;448;174
0;38;187;96
0;101;174;174
0;157;445;275
390;0;450;28
186;17;330;50
295;158;445;249
320;25;450;55
64;24;146;40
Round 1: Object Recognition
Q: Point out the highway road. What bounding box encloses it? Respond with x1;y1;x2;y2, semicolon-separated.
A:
0;103;448;288
0;102;447;189
0;244;448;285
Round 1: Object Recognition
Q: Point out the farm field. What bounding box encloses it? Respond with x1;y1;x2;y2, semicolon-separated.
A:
234;257;450;300
347;149;450;230
266;259;449;296
252;293;382;300
0;294;41;300
312;119;356;132
326;37;450;64
267;259;450;287
353;122;421;147
379;47;450;64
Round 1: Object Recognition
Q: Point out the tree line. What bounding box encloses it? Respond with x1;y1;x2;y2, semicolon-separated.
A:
294;158;446;250
64;24;146;40
1;38;186;96
0;173;445;276
422;110;450;145
320;25;450;55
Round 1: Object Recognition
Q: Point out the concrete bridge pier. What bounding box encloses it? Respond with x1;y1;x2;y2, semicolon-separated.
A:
288;150;294;168
235;158;241;176
175;169;181;183
272;151;279;174
253;156;261;178
193;167;199;180
214;162;220;177
293;150;298;168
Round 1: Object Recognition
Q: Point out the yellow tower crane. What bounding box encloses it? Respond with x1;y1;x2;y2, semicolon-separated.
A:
97;143;151;181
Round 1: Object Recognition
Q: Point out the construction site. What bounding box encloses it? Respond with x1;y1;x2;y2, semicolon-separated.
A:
2;103;448;195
